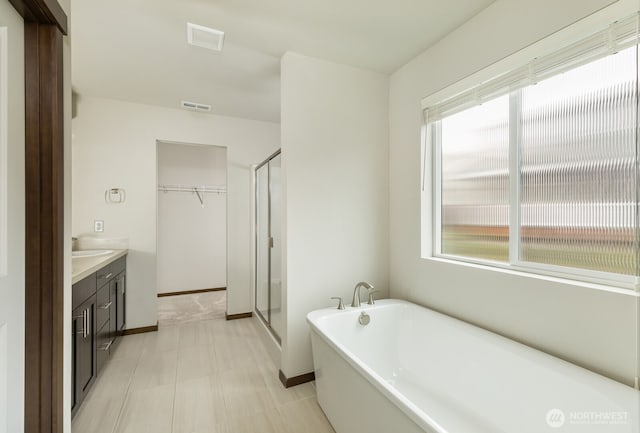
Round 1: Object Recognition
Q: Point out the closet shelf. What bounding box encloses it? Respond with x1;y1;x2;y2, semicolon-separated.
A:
158;184;226;206
157;184;227;194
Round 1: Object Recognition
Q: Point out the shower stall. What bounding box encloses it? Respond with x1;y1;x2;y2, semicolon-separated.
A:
255;150;282;343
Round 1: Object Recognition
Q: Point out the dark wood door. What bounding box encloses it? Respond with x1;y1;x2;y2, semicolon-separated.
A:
7;1;68;431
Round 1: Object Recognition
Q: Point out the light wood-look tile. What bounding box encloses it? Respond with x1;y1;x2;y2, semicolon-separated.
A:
220;365;279;419
172;375;228;433
279;397;336;433
178;320;211;349
211;334;254;373
109;333;145;362
128;349;178;392
142;325;180;354
225;409;289;433
72;292;335;433
72;394;124;433
114;384;175;433
176;345;214;382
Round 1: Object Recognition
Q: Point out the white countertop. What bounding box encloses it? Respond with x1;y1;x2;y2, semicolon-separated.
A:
72;249;128;284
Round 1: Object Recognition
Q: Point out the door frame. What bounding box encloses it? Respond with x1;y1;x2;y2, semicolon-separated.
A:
7;0;67;432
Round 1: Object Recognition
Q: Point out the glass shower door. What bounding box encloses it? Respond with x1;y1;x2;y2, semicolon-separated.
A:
254;151;282;343
255;163;270;323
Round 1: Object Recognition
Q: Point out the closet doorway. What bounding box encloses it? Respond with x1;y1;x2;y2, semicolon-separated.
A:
156;141;228;323
255;151;282;343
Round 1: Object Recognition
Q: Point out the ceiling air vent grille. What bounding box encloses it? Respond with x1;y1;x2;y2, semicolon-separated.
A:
187;22;225;52
181;100;212;112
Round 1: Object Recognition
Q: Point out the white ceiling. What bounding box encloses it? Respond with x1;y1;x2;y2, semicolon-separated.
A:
71;0;495;123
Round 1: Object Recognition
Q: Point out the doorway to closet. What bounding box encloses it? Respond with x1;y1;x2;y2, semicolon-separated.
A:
255;150;282;343
156;141;228;324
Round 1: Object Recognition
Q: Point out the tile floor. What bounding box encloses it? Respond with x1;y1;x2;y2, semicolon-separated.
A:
72;292;335;433
157;291;227;325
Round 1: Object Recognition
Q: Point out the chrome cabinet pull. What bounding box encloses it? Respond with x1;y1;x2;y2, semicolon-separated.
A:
99;302;113;310
99;340;113;351
83;309;88;338
74;308;92;338
86;309;91;338
100;272;113;280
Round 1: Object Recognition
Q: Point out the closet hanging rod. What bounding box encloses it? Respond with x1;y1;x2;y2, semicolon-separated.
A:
157;184;227;194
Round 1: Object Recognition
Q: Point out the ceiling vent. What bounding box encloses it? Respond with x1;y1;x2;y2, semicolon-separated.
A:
187;22;225;52
181;100;212;112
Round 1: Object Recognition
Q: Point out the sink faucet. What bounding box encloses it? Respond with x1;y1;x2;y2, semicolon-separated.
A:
351;281;374;307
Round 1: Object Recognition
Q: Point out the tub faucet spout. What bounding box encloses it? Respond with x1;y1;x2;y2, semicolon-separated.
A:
351;281;374;307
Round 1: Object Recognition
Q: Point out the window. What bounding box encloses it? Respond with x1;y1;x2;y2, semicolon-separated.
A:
426;13;640;287
440;95;510;262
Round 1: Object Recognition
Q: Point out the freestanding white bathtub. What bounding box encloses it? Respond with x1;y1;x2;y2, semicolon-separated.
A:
307;299;639;433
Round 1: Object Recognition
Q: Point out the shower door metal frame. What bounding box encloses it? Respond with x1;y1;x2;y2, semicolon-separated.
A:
254;149;281;344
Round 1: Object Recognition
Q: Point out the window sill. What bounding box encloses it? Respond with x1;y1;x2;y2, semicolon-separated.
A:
423;255;640;297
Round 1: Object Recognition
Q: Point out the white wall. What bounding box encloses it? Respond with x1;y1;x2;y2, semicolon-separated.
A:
0;3;24;432
157;142;227;293
389;0;639;386
72;97;280;327
280;52;389;377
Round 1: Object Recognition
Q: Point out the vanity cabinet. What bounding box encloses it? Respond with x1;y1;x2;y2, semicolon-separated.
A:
71;254;127;417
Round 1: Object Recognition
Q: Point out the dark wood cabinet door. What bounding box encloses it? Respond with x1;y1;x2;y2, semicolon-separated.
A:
96;320;112;373
71;310;80;412
116;272;126;332
109;278;117;337
73;296;96;413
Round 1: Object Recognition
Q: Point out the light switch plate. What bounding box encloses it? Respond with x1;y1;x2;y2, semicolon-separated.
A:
94;220;104;232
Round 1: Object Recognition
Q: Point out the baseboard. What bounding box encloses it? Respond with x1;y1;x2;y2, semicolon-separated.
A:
157;287;226;297
279;370;315;388
225;312;252;320
122;323;158;335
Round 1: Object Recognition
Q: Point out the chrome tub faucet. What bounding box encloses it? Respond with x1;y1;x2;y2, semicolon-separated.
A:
351;281;374;307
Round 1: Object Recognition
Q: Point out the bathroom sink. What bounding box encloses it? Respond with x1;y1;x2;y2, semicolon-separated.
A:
72;249;113;258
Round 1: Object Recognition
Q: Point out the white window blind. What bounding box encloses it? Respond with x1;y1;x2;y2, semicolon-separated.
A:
424;13;640;123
